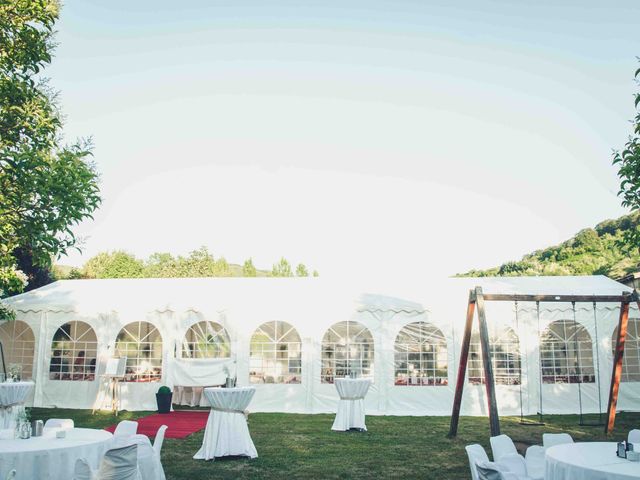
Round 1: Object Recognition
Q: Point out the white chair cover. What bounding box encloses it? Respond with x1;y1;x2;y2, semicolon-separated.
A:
466;444;490;480
114;421;138;437
495;454;527;477
628;429;640;444
542;433;574;448
524;445;545;480
97;444;140;480
490;435;519;461
73;458;94;480
153;425;168;456
44;418;74;429
111;435;164;480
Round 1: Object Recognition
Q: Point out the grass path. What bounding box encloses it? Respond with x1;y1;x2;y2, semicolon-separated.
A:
31;408;640;479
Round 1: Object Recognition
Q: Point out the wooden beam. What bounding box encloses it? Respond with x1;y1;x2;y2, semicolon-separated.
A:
606;295;631;433
481;293;634;303
448;290;476;438
476;287;501;437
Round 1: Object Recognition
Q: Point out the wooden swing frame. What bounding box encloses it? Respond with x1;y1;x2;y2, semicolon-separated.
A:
448;286;638;437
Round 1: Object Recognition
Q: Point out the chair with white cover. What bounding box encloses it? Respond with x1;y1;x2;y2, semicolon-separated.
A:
542;433;574;448
490;435;518;461
97;444;141;480
476;461;521;480
490;434;542;480
114;420;138;437
5;470;16;480
628;429;640;444
44;418;74;429
112;434;164;480
466;444;490;480
153;425;168;456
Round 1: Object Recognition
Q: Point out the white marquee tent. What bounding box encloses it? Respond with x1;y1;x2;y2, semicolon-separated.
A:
1;275;638;416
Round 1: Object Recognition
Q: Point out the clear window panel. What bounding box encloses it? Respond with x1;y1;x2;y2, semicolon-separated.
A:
115;321;163;382
0;321;35;380
394;322;448;386
468;326;521;386
249;321;302;384
540;320;595;384
181;321;230;359
321;321;374;384
49;321;98;381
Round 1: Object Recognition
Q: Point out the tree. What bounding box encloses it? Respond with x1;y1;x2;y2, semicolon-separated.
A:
614;58;640;253
243;258;257;277
83;251;143;279
0;0;100;294
271;257;293;277
295;263;309;277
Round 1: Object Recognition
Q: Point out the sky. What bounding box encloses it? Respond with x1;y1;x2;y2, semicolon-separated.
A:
50;0;640;280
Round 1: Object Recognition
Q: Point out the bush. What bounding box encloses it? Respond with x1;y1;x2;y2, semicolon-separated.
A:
157;386;171;395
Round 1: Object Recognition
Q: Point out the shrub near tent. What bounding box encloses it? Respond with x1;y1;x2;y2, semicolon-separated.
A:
156;386;172;414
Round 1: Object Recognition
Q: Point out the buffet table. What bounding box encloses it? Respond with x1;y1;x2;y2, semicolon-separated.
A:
331;378;371;432
0;427;113;480
545;442;640;480
193;387;257;460
0;381;34;429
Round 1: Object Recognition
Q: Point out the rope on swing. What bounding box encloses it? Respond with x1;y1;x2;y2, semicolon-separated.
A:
533;301;545;425
571;301;585;425
581;299;605;426
515;300;525;423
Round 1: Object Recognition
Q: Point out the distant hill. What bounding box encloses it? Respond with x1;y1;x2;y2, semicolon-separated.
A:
457;212;640;279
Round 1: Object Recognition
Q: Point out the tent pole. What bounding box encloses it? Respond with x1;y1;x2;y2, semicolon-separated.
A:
606;293;631;433
476;287;501;437
0;342;5;378
448;289;476;438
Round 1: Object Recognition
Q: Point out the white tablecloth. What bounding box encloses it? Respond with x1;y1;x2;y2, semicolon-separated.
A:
194;387;257;460
546;442;640;480
0;382;34;429
331;378;371;431
0;427;112;480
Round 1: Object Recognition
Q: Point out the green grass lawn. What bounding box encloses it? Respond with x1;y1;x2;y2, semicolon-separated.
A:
30;408;640;479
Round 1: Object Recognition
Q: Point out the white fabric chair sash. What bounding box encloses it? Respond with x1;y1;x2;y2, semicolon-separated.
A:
97;444;140;480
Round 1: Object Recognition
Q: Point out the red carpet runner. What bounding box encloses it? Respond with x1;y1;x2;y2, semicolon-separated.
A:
105;411;209;439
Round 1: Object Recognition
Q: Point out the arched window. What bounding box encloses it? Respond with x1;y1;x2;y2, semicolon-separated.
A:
0;321;35;380
115;322;162;382
49;321;98;381
468;326;521;385
540;320;595;384
249;321;301;384
394;322;447;386
321;321;374;384
182;321;230;359
612;319;640;382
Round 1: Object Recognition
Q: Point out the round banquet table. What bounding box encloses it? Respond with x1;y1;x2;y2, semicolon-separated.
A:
0;427;113;480
331;378;371;432
0;381;34;429
545;442;640;480
193;386;257;460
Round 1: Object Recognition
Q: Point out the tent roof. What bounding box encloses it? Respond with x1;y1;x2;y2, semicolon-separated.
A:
3;275;631;316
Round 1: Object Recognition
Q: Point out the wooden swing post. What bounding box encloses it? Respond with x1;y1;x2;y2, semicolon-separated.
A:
449;287;500;437
606;293;632;433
